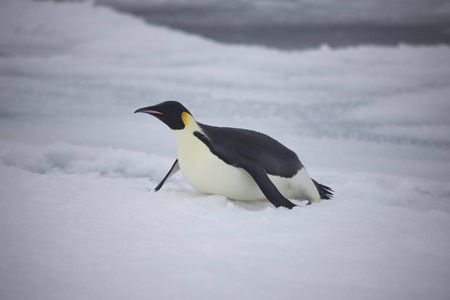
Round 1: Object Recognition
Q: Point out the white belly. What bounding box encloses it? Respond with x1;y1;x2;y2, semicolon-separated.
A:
177;136;263;200
175;131;320;202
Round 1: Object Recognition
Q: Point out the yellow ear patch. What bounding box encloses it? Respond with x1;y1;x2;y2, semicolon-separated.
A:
181;112;191;127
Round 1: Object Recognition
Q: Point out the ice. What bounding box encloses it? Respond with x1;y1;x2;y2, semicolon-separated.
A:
1;1;450;300
97;0;450;25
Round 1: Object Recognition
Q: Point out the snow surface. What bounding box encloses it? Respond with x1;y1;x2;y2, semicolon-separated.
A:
1;1;450;300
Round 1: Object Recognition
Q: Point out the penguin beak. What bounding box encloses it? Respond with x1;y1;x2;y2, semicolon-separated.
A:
134;106;164;115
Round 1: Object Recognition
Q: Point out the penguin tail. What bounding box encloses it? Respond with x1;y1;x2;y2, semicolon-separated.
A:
312;179;334;200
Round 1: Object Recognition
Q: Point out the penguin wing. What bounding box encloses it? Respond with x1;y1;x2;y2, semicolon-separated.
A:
155;159;180;191
239;158;297;209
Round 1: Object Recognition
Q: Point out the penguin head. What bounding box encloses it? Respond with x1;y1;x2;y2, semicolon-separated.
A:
135;101;193;130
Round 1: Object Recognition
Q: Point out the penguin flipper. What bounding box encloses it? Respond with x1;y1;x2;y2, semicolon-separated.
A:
240;159;297;209
155;159;180;191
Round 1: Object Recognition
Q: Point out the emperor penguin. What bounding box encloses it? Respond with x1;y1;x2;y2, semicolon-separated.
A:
135;101;333;209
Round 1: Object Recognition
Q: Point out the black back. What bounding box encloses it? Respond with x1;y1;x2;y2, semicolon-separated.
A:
194;123;303;178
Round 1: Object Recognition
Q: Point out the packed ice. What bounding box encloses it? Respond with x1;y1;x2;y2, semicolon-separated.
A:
1;1;449;299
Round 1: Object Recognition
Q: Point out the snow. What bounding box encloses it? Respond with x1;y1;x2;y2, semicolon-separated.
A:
1;1;450;299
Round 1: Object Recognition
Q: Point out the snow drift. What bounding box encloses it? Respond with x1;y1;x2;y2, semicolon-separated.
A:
1;1;450;300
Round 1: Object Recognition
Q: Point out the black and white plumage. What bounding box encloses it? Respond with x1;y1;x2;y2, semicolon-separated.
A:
135;101;333;209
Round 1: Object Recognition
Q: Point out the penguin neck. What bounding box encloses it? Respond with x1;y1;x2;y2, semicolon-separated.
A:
171;112;201;144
